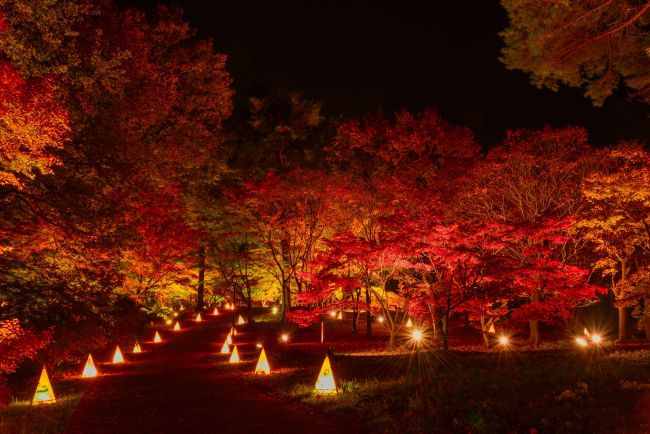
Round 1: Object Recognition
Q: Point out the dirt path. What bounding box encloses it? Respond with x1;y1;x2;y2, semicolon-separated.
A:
64;315;345;434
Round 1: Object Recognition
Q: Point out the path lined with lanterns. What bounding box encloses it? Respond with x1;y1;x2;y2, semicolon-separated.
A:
50;309;344;434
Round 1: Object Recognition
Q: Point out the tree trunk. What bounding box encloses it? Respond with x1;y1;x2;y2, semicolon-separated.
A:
617;306;627;342
441;314;449;350
196;242;206;312
389;332;396;350
644;298;650;340
365;287;372;336
529;289;541;346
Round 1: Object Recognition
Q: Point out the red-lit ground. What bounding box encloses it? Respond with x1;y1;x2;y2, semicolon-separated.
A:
64;314;349;434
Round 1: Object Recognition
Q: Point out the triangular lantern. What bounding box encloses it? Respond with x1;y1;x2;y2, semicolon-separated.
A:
406;318;413;328
226;332;233;345
229;345;240;363
213;307;219;315
337;311;343;320
220;340;230;354
81;354;98;378
133;341;142;353
237;315;246;325
112;346;124;364
225;302;230;310
488;324;496;334
314;355;337;394
153;331;162;343
32;367;56;404
195;313;202;322
173;321;180;331
255;348;270;375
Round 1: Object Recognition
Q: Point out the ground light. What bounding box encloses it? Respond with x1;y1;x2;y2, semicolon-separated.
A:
498;336;509;346
329;310;337;318
337;311;343;320
314;355;337;395
255;348;270;375
220;340;230;354
576;337;588;347
213;307;219;315
272;306;279;315
195;313;202;322
153;331;162;343
237;315;246;325
591;334;602;344
112;346;124;363
488;324;496;334
256;343;263;349
412;329;423;342
231;327;238;336
81;354;98;378
32;367;56;404
226;333;233;345
406;318;413;328
173;312;179;318
229;345;240;363
173;321;180;331
133;341;142;353
165;319;172;325
377;315;384;323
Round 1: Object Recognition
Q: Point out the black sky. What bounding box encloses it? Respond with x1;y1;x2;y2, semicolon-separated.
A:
121;0;649;147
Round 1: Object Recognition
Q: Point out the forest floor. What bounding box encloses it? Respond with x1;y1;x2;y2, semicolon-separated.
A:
3;310;650;433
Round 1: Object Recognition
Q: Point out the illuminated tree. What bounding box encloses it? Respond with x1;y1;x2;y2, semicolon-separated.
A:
500;0;650;105
575;143;650;340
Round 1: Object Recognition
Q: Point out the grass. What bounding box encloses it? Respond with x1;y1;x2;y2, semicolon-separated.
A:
0;392;83;434
240;322;650;433
0;372;93;434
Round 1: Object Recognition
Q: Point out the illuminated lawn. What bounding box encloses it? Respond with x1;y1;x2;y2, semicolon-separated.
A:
240;319;650;433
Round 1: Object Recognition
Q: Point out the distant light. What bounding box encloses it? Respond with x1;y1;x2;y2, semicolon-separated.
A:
229;345;240;363
153;331;162;343
329;311;337;318
412;329;423;341
498;336;509;345
406;318;413;328
377;316;384;323
81;354;98;378
173;312;179;318
256;343;263;349
281;334;289;343
173;321;180;331
165;319;172;325
576;337;588;347
272;306;279;315
591;334;602;344
195;313;202;322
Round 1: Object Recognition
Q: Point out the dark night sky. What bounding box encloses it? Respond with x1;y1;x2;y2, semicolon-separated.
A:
121;0;650;147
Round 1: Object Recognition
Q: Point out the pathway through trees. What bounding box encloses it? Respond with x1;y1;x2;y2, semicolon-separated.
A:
65;315;343;434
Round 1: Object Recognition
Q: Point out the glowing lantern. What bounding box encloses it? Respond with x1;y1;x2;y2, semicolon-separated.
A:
237;315;246;325
488;324;496;334
329;311;337;318
195;313;202;322
213;307;219;315
180;306;185;311
81;354;98;378
173;311;179;318
281;333;289;343
230;303;235;311
173;321;180;331
225;302;230;310
153;331;162;343
271;306;279;315
314;355;337;395
32;367;56;404
220;340;230;354
229;345;240;363
133;342;142;353
412;329;423;341
498;336;509;345
256;343;263;349
576;337;588;347
337;311;343;320
406;318;413;328
226;333;233;345
255;348;271;375
592;334;602;344
377;315;384;323
112;346;124;364
165;319;172;325
230;326;237;336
